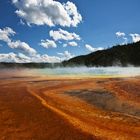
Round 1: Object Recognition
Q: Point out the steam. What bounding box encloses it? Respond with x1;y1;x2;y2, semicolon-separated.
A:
1;66;140;78
37;67;140;77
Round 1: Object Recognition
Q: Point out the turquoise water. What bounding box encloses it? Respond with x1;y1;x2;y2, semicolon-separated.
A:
36;67;140;77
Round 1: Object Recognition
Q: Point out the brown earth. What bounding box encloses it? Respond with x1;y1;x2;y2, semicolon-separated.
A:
0;71;140;140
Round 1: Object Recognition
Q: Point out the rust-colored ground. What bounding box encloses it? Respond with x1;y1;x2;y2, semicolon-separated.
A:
0;71;140;140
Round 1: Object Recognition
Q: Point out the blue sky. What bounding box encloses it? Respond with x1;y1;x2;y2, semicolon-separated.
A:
0;0;140;62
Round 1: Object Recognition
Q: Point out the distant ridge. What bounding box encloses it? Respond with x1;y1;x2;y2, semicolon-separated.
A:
62;41;140;67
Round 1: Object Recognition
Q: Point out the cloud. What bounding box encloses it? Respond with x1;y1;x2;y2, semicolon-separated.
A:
0;27;15;42
85;44;104;52
0;52;31;63
85;44;95;52
12;0;82;27
8;40;36;55
39;39;57;49
130;33;140;43
116;31;125;37
0;27;76;63
30;54;61;63
122;37;128;45
49;28;81;41
116;32;140;44
0;52;61;63
116;31;128;45
68;41;78;47
0;27;36;55
57;51;74;60
38;54;60;63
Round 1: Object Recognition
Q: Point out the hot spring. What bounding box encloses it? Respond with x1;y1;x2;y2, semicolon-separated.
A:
35;67;140;78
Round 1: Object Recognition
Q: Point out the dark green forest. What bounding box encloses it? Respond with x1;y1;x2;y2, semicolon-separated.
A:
63;41;140;67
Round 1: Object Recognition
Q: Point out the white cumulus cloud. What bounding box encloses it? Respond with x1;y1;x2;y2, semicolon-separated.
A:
0;52;31;63
68;41;78;46
116;31;125;37
12;0;82;27
130;33;140;43
57;51;74;60
8;40;36;55
38;54;61;63
49;28;81;41
29;54;61;63
116;31;128;45
116;32;140;44
39;39;57;49
0;27;36;55
0;27;16;42
0;52;61;63
85;44;104;52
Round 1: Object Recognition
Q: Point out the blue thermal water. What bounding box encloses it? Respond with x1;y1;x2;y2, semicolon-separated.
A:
36;67;140;77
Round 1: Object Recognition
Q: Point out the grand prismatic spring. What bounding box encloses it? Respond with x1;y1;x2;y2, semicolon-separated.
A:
0;67;140;140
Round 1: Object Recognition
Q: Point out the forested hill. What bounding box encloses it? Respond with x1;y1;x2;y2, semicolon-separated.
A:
62;41;140;67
